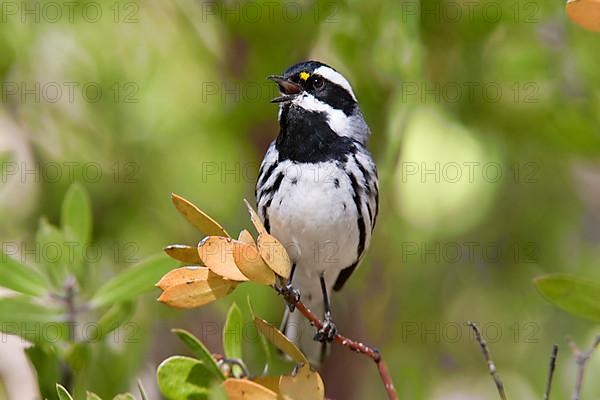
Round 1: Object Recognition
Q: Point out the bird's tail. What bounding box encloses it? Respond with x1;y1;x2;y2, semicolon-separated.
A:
280;291;328;367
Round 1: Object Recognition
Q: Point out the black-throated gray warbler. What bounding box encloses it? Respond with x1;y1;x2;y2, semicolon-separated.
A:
256;61;378;366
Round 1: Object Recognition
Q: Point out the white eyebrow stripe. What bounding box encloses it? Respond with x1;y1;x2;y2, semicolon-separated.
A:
313;66;357;101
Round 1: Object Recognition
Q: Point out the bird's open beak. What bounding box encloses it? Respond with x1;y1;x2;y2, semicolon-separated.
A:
268;75;301;103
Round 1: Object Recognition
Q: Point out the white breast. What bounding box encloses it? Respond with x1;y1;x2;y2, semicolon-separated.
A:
266;161;359;278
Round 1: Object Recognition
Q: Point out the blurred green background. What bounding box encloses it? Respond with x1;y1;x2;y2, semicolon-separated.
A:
1;0;600;398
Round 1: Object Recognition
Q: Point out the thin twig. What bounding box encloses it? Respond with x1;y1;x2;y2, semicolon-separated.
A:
570;335;600;400
279;290;398;400
467;321;507;400
544;344;558;400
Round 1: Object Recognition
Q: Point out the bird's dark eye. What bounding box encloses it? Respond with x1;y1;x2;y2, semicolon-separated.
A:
312;76;325;90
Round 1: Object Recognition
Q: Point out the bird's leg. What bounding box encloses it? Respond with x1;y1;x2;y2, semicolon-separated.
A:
277;263;300;311
314;274;337;343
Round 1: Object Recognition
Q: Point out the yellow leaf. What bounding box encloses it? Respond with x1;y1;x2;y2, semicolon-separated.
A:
238;229;255;245
254;317;308;365
252;376;281;394
257;233;292;279
567;0;600;31
198;237;250;281
243;199;267;235
233;241;276;285
222;378;277;399
279;364;325;400
157;266;236;309
163;244;202;264
171;193;229;237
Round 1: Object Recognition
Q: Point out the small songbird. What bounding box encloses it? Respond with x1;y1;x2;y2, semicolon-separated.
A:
256;61;378;366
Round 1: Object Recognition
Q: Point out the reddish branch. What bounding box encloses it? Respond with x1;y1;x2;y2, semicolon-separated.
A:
285;295;398;400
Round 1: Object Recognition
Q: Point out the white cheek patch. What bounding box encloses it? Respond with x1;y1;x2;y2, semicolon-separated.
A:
313;66;357;101
292;94;352;137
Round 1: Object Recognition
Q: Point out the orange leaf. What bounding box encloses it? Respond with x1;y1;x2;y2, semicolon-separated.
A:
567;0;600;31
243;199;267;235
163;244;202;264
198;237;249;281
222;378;277;399
257;233;292;279
171;193;229;237
238;229;255;245
157;266;236;309
233;241;276;285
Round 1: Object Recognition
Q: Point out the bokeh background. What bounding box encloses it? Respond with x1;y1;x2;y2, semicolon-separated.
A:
1;0;600;398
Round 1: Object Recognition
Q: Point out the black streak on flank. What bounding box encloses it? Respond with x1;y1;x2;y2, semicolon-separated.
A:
264;172;284;196
291;177;298;185
334;178;340;188
348;173;366;258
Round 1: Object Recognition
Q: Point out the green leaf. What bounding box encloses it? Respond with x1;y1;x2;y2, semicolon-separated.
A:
534;274;600;322
61;182;92;247
66;343;92;373
91;254;173;308
223;302;243;376
25;344;61;400
172;329;225;381
208;383;228;400
113;394;135;400
86;392;103;400
56;384;74;400
247;296;271;374
35;218;68;287
96;301;136;340
0;297;69;343
157;356;213;400
0;252;48;296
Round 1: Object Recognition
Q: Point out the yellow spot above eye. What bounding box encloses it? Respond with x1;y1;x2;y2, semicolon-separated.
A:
299;72;310;81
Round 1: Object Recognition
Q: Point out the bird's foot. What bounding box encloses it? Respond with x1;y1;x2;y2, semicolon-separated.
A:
277;283;301;312
314;314;337;343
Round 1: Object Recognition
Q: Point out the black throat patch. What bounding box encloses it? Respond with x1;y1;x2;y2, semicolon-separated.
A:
276;104;357;163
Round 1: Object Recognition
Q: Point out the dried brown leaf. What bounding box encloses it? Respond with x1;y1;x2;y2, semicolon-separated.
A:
252;376;281;394
254;317;308;365
171;193;229;237
243;199;267;235
198;237;249;281
222;378;277;399
233;241;276;285
238;229;255;245
257;233;292;279
157;266;236;309
279;364;325;400
163;244;202;264
566;0;600;31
